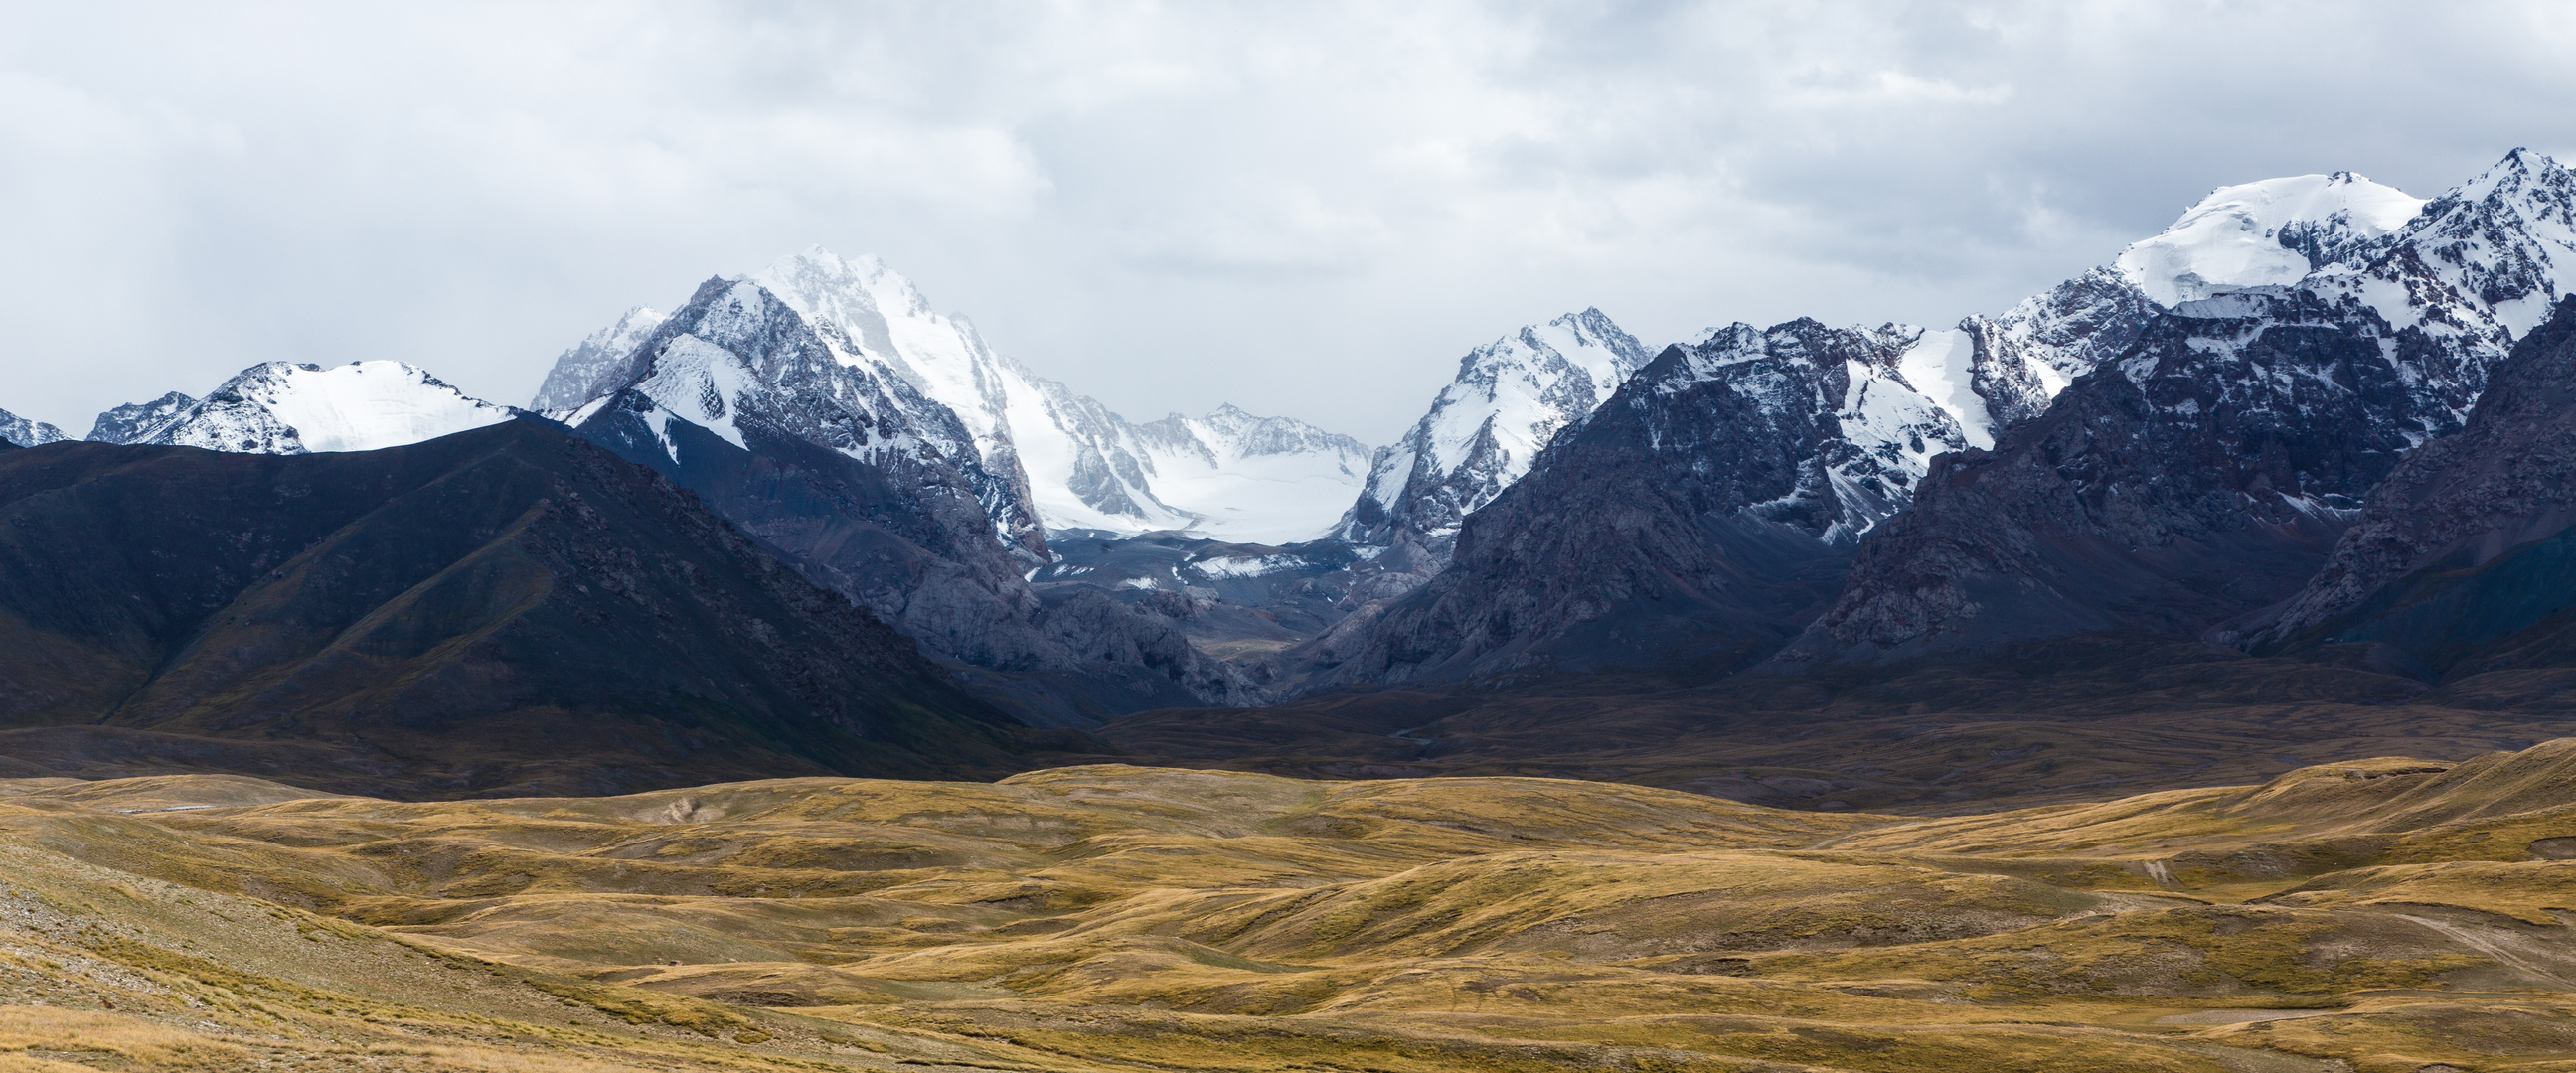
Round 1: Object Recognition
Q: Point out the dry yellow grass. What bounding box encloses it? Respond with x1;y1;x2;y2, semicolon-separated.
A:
2;748;2576;1070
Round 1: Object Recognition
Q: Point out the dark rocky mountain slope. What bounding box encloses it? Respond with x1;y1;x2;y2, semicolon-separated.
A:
0;420;1040;796
2254;295;2576;687
1775;291;2407;663
1292;320;1960;688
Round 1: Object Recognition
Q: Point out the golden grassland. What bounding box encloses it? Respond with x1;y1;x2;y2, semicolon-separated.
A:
4;745;2576;1070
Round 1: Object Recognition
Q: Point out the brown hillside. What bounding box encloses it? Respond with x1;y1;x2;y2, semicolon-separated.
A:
6;750;2576;1070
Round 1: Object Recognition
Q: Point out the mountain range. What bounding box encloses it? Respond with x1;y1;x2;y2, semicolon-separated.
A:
12;148;2576;771
17;147;2576;1073
1294;155;2574;687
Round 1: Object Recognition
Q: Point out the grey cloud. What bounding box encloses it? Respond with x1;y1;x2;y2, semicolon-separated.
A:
2;1;2572;446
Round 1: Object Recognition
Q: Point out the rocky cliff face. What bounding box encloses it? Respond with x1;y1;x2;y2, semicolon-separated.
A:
1336;309;1652;567
563;248;1370;546
84;391;197;444
531;306;666;411
0;408;66;448
1780;292;2413;662
1295;316;2064;686
1291;161;2552;690
1784;151;2576;664
2251;295;2576;674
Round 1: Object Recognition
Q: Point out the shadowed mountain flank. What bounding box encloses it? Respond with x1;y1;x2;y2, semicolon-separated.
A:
0;420;1038;797
2256;297;2576;693
1779;295;2416;665
1095;630;2576;818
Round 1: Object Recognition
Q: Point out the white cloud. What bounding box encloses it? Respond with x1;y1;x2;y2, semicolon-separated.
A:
1;0;2573;446
1871;71;2012;104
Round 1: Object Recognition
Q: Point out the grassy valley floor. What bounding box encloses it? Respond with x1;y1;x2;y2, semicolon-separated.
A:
2;747;2576;1070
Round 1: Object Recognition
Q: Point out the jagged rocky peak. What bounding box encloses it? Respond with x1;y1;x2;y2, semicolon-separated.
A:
1784;150;2576;667
741;246;1081;539
584;273;1016;483
1337;308;1652;551
531;306;665;411
85;391;197;445
545;245;1372;547
750;247;942;361
0;407;67;448
2355;147;2576;335
1632;317;2052;543
746;247;1001;427
2116;172;2427;306
1285;313;2097;690
562;265;1267;716
137;362;515;455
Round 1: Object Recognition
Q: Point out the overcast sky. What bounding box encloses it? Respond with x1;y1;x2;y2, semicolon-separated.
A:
4;1;2572;444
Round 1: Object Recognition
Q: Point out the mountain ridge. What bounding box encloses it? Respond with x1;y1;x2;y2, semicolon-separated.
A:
1785;149;2576;667
0;418;1041;796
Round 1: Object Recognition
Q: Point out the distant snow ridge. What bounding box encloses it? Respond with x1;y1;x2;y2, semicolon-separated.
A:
531;307;665;411
1337;308;1651;553
0;408;67;448
542;247;1370;545
85;391;197;444
137;362;515;454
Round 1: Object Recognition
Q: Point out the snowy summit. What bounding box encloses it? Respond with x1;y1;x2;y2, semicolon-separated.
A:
2115;172;2427;307
131;362;516;454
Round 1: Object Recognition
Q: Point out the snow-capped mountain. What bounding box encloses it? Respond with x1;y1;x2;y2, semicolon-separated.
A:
1318;174;2427;582
2113;172;2427;307
547;248;1370;545
1295;316;2062;686
561;270;1265;715
85;391;196;444
531;307;665;411
1292;159;2553;690
1794;150;2576;663
1733;169;2454;547
1336;309;1651;554
0;408;67;448
553;271;1047;553
131;362;516;454
1666;319;2062;541
1973;173;2426;398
